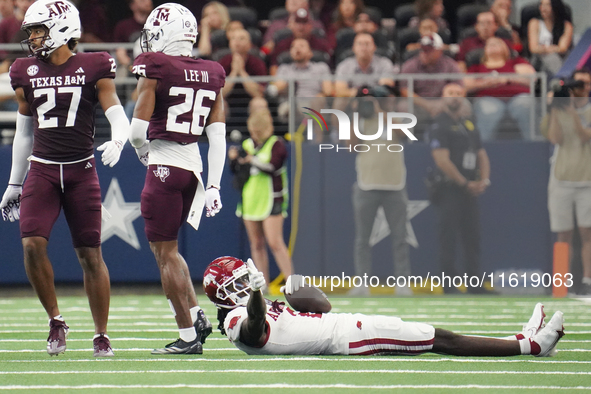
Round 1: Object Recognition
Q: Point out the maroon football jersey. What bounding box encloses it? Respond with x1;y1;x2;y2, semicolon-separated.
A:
132;52;226;144
10;52;116;162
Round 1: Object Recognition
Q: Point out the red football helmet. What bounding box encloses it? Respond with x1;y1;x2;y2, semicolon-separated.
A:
203;257;251;309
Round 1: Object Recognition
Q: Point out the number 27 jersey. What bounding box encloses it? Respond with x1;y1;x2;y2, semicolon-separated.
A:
10;52;116;162
132;52;226;144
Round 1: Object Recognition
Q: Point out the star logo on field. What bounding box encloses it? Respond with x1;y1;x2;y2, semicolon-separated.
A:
101;178;142;250
369;200;430;249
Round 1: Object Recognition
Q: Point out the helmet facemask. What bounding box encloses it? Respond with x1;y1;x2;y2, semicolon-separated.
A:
22;24;55;59
204;261;253;309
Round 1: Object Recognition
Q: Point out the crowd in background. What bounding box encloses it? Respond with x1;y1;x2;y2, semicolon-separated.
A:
0;0;581;140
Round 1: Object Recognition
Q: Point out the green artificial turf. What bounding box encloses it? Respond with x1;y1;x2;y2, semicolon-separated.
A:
0;295;589;393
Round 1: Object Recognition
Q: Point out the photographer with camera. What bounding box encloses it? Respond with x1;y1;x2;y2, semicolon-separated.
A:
349;91;412;296
542;69;591;296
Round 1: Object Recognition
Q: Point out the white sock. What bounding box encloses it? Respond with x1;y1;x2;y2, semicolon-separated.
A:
519;338;532;355
179;327;197;343
93;333;109;340
190;306;201;323
583;277;591;285
53;315;64;322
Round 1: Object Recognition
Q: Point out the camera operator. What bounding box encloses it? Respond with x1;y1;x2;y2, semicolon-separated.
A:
542;69;591;296
349;90;412;296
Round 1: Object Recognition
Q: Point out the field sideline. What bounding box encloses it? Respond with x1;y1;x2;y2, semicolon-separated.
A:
0;295;590;393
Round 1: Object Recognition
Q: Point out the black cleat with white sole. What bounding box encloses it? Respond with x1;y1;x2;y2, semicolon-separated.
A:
151;338;203;355
194;309;212;344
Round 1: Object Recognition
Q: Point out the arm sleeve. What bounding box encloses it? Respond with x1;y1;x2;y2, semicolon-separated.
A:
8;113;34;185
105;104;130;144
205;122;226;189
130;117;149;148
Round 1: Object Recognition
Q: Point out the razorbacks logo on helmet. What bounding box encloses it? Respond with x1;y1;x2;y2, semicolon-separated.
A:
46;1;72;18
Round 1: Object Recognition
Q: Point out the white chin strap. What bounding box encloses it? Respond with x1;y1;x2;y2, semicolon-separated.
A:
161;41;193;56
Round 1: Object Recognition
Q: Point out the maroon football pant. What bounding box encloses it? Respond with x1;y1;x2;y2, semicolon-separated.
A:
141;165;198;242
20;159;102;248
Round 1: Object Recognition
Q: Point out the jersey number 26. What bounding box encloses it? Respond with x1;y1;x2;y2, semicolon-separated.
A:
167;87;216;135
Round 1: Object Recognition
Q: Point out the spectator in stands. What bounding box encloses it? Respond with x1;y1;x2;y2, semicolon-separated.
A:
77;0;111;43
405;17;454;54
197;1;230;58
219;29;267;131
262;0;325;54
408;0;448;32
0;0;14;24
273;38;333;98
457;11;511;72
114;0;153;70
541;69;591;296
353;11;379;35
272;38;333;133
268;8;331;75
400;33;463;119
0;57;15;111
527;0;573;76
334;32;396;97
0;0;34;60
325;0;364;50
226;20;244;40
227;109;293;286
464;37;536;140
490;0;522;54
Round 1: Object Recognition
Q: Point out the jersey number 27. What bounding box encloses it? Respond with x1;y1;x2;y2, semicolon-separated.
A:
167;87;216;135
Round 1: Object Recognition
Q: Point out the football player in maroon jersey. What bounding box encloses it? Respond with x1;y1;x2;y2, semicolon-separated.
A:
129;3;226;354
0;0;130;357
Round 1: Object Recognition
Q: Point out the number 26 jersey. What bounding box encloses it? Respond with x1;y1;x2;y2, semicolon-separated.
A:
132;52;226;144
10;52;117;162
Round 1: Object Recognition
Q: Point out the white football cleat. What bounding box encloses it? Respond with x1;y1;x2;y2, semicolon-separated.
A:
517;302;546;340
530;311;565;357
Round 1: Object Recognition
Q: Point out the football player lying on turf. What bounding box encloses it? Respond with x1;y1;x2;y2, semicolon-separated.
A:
203;257;565;357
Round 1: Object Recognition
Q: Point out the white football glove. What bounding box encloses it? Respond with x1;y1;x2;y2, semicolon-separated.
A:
245;258;266;292
1;185;22;222
97;140;123;167
135;141;149;167
280;274;307;295
204;187;222;217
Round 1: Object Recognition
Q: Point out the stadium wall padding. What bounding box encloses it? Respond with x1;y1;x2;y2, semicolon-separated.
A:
0;141;553;284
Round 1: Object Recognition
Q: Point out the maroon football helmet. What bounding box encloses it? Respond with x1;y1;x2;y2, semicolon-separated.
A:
203;257;251;309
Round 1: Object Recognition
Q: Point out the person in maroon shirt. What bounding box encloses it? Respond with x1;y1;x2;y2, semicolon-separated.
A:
218;28;267;135
464;37;536;140
269;8;331;75
114;0;154;69
0;0;34;60
0;0;131;358
457;11;512;72
129;3;227;355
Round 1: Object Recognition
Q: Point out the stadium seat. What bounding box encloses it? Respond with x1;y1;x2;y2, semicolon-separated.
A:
373;29;389;49
397;27;420;52
336;27;356;52
365;6;383;26
459;26;512;42
394;4;417;30
228;7;257;28
465;47;485;68
273;28;293;45
211;48;231;62
269;7;289;21
210;29;229;51
247;27;262;48
456;4;489;34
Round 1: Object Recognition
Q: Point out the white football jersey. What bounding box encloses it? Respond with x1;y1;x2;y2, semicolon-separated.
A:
223;301;436;356
224;301;353;355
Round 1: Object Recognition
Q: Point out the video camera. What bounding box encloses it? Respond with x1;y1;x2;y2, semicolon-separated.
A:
356;85;395;118
551;79;585;98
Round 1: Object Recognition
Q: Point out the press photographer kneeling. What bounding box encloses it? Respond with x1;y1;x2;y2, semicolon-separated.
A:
542;70;591;296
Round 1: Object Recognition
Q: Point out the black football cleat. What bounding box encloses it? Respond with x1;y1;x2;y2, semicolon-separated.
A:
194;309;212;344
151;338;203;355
